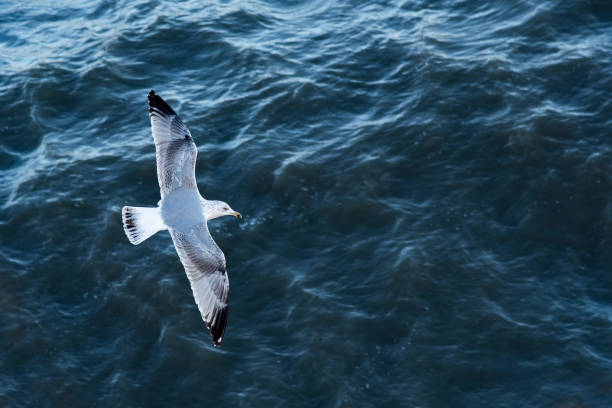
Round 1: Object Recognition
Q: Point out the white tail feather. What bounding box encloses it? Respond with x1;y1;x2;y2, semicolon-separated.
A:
122;206;166;245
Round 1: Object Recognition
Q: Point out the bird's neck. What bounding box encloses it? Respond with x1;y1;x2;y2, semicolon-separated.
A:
201;199;221;221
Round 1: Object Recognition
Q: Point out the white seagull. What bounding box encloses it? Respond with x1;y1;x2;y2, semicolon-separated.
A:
122;90;241;346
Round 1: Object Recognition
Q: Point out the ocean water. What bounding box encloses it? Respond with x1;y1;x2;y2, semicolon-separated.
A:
1;0;612;406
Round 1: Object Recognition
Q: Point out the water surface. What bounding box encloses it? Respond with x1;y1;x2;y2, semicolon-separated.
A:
1;0;612;406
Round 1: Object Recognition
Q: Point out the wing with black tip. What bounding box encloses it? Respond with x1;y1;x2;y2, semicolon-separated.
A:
148;90;198;196
170;223;230;346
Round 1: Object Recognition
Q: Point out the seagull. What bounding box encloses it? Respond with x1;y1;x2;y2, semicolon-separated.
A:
122;90;241;346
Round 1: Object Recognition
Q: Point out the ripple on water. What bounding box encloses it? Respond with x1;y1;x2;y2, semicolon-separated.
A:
1;0;612;406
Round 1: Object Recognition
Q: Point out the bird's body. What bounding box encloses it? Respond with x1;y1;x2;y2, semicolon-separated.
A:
122;90;241;346
160;188;205;228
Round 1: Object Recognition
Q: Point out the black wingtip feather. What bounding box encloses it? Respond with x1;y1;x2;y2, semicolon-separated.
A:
147;90;177;116
210;306;228;347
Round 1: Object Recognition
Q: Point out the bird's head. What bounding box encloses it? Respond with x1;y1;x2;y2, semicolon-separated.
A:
205;200;242;221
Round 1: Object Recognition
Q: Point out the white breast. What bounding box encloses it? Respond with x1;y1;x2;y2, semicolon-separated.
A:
160;189;206;230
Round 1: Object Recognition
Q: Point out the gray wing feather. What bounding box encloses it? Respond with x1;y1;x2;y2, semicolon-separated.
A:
170;223;229;346
148;90;197;196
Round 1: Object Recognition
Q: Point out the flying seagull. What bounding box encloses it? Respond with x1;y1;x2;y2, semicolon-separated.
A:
122;90;241;346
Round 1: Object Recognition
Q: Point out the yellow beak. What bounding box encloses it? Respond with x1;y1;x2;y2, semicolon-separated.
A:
232;211;242;219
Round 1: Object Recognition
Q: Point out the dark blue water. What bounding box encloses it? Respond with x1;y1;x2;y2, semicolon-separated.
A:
2;0;612;406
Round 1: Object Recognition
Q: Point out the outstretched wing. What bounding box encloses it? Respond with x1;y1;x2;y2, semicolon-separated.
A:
170;223;229;346
148;90;197;197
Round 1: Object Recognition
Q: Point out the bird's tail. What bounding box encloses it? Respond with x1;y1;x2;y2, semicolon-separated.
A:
122;206;166;245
